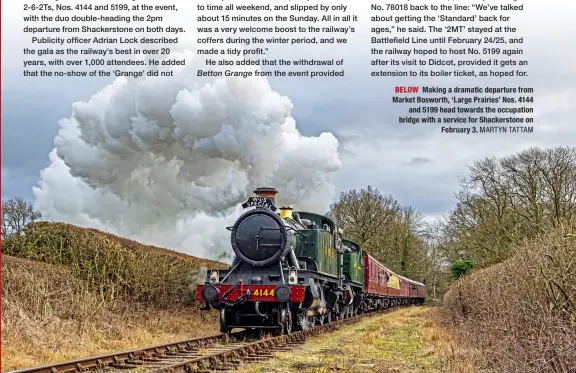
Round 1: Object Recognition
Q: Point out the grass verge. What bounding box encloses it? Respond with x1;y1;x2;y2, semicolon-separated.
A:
236;306;482;373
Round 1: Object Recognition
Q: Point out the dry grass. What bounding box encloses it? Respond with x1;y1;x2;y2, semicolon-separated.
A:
442;228;576;373
1;222;228;371
1;255;223;371
236;307;479;373
420;308;486;373
1;255;221;371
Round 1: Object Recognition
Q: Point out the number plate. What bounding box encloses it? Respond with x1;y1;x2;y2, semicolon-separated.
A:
253;288;274;296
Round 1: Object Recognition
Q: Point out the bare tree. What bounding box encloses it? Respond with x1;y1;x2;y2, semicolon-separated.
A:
1;197;41;237
441;146;576;268
328;186;432;281
328;185;400;245
420;220;452;299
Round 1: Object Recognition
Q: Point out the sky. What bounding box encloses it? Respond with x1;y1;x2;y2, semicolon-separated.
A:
2;0;576;257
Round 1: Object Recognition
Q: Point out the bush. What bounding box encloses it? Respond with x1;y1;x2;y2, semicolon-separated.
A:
424;297;441;306
449;259;474;279
3;222;227;307
442;228;576;372
1;255;222;371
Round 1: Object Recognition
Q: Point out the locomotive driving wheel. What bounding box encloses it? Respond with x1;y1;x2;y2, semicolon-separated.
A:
340;305;348;319
285;306;293;334
320;309;332;324
298;312;314;330
278;303;293;335
220;308;231;334
334;303;340;320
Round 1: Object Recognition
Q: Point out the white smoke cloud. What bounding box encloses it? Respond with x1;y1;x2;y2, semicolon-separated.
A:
32;41;341;260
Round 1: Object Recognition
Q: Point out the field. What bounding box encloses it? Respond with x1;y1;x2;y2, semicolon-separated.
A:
1;222;227;371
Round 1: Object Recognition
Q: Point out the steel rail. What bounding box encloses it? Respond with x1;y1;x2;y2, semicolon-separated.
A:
148;311;377;373
4;331;249;373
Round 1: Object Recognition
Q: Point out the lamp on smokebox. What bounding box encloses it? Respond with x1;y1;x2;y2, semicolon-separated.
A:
210;270;219;283
288;268;298;285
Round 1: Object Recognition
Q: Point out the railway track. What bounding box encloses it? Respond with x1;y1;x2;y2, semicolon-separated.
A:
4;331;249;373
5;309;389;373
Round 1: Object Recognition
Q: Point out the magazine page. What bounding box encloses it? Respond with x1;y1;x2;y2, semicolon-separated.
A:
2;0;574;372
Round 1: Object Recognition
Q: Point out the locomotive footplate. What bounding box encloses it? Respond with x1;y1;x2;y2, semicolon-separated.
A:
197;284;305;303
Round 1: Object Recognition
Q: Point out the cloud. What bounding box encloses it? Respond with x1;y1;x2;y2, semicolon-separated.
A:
333;88;576;217
32;46;341;259
406;157;433;166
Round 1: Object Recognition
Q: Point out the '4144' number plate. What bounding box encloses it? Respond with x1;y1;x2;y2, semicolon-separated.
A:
253;288;274;296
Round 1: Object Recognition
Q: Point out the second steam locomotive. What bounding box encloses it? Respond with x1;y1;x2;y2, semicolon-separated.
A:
197;187;426;334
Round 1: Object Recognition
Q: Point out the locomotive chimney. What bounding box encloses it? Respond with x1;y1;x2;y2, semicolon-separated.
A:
253;187;278;206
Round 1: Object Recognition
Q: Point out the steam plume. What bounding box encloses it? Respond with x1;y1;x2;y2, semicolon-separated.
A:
33;44;341;260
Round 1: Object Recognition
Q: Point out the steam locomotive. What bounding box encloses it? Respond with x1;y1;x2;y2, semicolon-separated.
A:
197;187;426;334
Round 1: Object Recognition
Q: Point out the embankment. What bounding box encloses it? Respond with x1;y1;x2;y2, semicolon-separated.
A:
442;229;576;372
1;222;227;371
